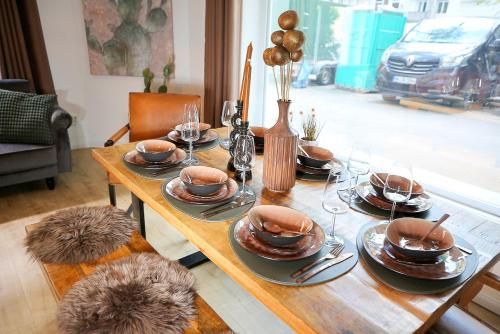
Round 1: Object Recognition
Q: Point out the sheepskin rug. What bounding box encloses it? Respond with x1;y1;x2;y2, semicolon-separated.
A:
25;206;135;264
57;253;197;334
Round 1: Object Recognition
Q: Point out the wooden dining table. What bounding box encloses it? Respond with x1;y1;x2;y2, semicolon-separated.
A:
92;129;500;334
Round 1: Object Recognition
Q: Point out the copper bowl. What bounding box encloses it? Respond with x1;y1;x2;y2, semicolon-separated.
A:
385;218;454;260
370;173;424;199
250;126;266;146
180;166;228;196
175;122;212;138
136;139;176;162
298;146;333;168
248;205;313;247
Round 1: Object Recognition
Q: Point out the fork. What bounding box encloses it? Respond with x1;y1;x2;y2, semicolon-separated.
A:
290;244;345;279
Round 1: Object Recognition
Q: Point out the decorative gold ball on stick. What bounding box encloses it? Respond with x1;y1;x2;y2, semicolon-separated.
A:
263;48;275;66
278;10;299;30
290;49;303;62
271;46;290;66
283;30;305;52
271;30;284;46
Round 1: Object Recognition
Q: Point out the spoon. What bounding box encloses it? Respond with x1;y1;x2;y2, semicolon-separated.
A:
298;145;310;157
420;213;450;243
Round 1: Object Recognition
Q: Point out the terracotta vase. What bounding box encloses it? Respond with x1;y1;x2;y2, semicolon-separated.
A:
263;100;298;192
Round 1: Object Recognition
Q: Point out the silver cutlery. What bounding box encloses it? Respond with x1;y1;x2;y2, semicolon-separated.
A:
457;244;473;255
149;166;183;176
201;199;255;219
290;244;344;279
296;253;353;284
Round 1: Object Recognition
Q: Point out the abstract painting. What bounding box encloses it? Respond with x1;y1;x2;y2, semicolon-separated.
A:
82;0;174;77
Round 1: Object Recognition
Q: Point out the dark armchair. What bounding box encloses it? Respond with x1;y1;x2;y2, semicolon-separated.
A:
0;79;72;189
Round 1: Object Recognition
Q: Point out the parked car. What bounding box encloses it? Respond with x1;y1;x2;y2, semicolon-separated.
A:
376;17;500;102
308;59;337;85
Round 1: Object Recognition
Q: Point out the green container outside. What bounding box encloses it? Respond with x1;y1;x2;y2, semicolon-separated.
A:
335;10;406;91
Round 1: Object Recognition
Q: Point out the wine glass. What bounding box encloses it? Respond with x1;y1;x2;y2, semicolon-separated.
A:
220;101;236;150
181;104;200;166
322;168;350;247
346;144;371;203
233;134;256;198
383;162;413;222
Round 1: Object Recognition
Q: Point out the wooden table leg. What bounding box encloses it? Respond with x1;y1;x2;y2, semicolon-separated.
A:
131;193;146;238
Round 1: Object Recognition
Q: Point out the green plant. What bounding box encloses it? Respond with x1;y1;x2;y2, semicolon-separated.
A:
300;108;323;141
142;68;154;93
158;64;170;93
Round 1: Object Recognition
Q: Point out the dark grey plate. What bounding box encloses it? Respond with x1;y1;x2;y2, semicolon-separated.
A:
356;222;478;294
161;182;256;222
229;220;358;286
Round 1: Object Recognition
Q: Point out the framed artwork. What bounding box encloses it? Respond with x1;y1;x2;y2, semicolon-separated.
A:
82;0;174;77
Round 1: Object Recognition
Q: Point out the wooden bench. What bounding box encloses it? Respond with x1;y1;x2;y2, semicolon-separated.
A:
25;224;232;334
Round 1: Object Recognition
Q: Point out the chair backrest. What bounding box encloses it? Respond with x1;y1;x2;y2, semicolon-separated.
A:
128;93;201;142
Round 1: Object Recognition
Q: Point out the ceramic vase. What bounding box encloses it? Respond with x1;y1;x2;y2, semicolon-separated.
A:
263;100;298;192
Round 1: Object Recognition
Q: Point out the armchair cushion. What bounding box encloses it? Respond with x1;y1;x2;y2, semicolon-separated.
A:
0;143;56;174
0;89;57;145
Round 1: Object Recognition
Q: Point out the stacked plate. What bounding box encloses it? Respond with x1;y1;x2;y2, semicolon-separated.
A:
166;123;219;147
295;146;343;181
163;166;238;205
123;141;187;171
233;205;325;261
355;173;433;214
361;218;466;280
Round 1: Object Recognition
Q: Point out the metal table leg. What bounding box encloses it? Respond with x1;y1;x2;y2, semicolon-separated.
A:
131;193;146;238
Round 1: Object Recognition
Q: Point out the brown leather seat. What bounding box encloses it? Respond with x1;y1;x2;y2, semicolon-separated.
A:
128;93;201;142
428;305;496;334
105;93;201;146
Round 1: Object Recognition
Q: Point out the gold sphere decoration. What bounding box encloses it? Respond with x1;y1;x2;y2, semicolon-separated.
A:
290;49;303;62
271;46;291;66
263;48;275;66
271;30;284;46
283;30;305;52
278;10;299;30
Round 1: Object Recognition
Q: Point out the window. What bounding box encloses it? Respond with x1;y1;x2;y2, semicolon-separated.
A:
243;0;500;215
437;1;448;14
418;1;427;12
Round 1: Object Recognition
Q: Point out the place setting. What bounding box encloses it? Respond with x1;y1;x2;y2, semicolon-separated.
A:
229;167;359;286
356;215;478;294
164;104;220;152
296;145;344;182
122;139;187;179
161;130;258;222
338;147;445;221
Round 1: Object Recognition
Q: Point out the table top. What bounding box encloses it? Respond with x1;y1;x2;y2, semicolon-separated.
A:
92;129;500;334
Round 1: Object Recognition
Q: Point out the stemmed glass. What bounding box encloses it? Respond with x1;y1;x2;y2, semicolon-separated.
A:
233;134;256;198
181;104;200;166
322;168;350;247
220;101;236;150
383;162;413;222
346;144;371;203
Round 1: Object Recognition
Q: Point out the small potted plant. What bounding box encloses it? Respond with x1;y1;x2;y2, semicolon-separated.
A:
299;108;323;146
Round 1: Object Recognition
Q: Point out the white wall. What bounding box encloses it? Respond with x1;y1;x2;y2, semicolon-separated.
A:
37;0;206;148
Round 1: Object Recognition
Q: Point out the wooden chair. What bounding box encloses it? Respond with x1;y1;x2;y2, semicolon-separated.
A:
25;223;232;334
104;92;201;206
429;264;499;334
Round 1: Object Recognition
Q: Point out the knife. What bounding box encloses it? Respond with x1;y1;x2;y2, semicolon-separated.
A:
295;253;353;284
201;200;255;219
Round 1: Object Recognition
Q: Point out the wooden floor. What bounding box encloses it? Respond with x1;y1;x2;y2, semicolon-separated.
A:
0;148;498;333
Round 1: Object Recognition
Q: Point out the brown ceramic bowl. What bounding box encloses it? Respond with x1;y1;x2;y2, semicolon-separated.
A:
297;146;334;168
385;218;455;260
248;205;313;247
250;126;266;146
180;166;228;196
175;122;212;138
370;173;424;199
135;139;176;162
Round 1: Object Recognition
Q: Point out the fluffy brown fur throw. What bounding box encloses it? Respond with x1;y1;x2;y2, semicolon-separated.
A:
57;253;197;334
25;206;135;264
